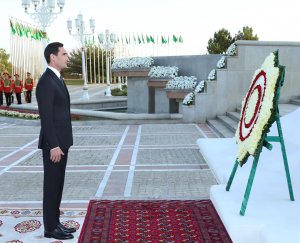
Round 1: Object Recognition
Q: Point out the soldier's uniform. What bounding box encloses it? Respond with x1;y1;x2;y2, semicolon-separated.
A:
25;72;34;103
3;72;13;107
13;74;23;104
0;77;4;106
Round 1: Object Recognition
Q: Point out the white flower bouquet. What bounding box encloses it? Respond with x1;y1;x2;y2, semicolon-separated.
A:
207;69;216;80
148;66;179;79
216;56;226;69
226;43;237;56
195;80;205;93
112;57;154;69
166;76;197;89
183;92;195;106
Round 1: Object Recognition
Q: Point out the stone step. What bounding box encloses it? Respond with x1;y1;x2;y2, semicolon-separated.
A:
226;111;241;123
207;119;235;138
217;115;238;133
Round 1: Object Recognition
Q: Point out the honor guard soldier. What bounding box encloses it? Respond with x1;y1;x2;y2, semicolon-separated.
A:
3;71;13;107
25;72;34;103
0;75;4;106
13;74;23;104
10;76;14;104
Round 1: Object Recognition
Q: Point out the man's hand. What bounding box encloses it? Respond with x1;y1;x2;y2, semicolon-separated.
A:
50;147;64;163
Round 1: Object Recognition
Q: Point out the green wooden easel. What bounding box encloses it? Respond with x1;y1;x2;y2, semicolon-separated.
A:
226;65;294;216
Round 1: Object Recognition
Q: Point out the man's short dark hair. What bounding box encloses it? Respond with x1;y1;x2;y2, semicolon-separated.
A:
44;42;64;64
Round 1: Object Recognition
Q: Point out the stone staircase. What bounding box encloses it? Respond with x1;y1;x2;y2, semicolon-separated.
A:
207;99;300;138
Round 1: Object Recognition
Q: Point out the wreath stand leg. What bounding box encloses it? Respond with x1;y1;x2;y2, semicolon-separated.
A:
239;151;261;215
226;110;294;216
273;114;294;201
226;160;238;191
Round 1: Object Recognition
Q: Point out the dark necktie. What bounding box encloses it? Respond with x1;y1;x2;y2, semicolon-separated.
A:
60;76;64;84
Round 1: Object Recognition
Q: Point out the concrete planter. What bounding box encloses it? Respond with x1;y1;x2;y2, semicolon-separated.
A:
165;89;193;100
183;105;196;123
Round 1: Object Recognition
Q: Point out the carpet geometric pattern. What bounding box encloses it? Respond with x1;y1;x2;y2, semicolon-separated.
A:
79;200;232;243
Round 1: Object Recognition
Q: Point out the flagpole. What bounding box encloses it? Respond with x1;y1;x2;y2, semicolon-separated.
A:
97;44;100;83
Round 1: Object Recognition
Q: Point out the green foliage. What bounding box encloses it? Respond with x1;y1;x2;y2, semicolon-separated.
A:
234;26;259;41
207;26;259;54
0;48;12;75
111;85;127;96
64;79;84;86
62;47;109;82
207;28;233;54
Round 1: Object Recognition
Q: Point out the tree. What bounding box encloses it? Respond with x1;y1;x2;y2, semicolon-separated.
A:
234;26;259;41
207;28;233;54
62;47;108;83
0;48;12;75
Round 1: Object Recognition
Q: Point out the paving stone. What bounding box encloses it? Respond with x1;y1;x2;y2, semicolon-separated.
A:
62;172;105;200
137;148;206;165
0;126;40;134
139;134;202;145
73;135;121;146
0;136;37;147
131;171;217;199
0;151;15;158
73;125;127;134
141;124;200;133
19;149;114;166
0;172;104;201
0;173;43;201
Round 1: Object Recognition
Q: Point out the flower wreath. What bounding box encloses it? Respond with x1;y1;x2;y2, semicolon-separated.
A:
236;51;282;165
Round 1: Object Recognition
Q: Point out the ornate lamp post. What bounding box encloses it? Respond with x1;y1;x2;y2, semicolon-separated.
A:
21;0;65;69
98;30;115;97
67;14;95;100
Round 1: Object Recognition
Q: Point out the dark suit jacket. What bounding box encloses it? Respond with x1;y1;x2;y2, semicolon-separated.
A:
36;68;73;150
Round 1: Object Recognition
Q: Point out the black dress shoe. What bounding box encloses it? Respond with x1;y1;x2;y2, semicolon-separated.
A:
44;226;74;240
58;222;77;233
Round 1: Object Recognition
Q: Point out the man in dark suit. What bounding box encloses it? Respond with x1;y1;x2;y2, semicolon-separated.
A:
36;42;76;240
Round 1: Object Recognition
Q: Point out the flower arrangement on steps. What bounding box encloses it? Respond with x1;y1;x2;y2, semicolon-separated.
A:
183;80;206;106
112;57;154;69
148;66;179;79
183;43;237;107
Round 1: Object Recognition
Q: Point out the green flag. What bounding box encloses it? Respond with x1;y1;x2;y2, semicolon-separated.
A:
138;35;141;44
141;34;145;44
10;20;16;35
146;35;151;43
161;36;167;44
150;35;155;43
125;35;129;44
172;34;178;43
133;34;136;44
178;35;183;43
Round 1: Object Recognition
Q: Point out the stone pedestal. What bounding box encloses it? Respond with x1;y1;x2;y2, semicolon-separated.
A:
148;78;170;113
113;68;150;113
166;89;193;114
183;105;196;122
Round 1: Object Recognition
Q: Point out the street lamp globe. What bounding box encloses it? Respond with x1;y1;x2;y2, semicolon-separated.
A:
21;0;65;69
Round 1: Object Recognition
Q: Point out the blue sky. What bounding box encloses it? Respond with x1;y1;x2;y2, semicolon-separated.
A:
1;0;300;55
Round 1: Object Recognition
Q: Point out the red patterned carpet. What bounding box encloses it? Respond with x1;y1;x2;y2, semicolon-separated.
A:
79;200;232;243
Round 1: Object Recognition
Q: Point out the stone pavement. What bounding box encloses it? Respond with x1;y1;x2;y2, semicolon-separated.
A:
0;104;219;242
0;123;218;207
